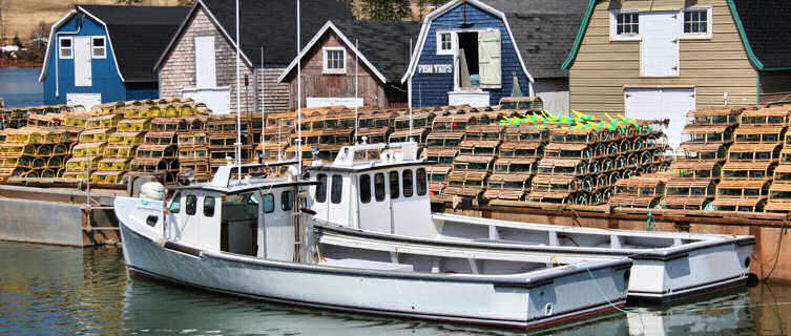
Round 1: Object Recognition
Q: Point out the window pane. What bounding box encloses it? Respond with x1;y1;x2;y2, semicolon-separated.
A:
417;168;427;196
403;170;414;197
331;174;343;204
315;174;327;203
93;38;104;47
186;195;196;215
375;173;385;201
281;190;293;211
264;193;275;213
360;174;371;203
389;171;400;199
169;192;181;213
203;196;215;217
60;38;71;47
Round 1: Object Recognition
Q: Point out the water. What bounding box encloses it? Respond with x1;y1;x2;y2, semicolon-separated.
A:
0;67;43;108
1;240;790;336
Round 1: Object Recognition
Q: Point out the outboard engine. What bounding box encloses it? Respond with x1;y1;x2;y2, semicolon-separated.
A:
140;182;166;201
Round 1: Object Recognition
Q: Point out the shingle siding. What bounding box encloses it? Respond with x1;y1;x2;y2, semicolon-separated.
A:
410;2;531;107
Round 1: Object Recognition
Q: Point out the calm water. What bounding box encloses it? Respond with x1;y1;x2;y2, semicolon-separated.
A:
1;240;790;336
0;67;43;108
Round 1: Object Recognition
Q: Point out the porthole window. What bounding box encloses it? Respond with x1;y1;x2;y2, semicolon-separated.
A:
403;169;414;197
203;196;215;217
389;171;400;199
185;194;197;215
360;174;371;204
331;174;343;204
374;173;385;202
315;174;327;203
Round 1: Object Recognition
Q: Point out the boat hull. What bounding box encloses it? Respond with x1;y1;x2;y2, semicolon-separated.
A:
117;203;629;329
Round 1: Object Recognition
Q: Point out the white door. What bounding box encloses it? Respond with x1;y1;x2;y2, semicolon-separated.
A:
66;93;101;109
74;36;92;86
194;36;216;88
182;87;230;114
640;12;680;77
625;88;695;151
357;173;392;233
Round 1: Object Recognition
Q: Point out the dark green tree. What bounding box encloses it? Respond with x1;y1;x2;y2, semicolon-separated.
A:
358;0;412;21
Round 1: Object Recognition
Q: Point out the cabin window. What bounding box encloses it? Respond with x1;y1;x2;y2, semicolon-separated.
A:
203;196;215;217
281;190;293;211
263;193;275;213
59;37;73;59
403;170;414;197
374;173;386;202
185;195;197;215
389;171;400;199
92;37;106;59
417;168;427;196
683;8;710;35
436;31;454;55
169;192;181;213
323;47;346;74
613;11;639;38
331;174;343;204
359;174;372;204
315;174;327;203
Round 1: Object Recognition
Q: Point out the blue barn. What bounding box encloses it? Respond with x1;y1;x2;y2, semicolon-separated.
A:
38;5;189;109
403;0;588;112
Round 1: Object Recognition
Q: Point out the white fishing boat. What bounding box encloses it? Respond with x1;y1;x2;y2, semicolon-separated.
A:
116;162;632;329
306;142;756;302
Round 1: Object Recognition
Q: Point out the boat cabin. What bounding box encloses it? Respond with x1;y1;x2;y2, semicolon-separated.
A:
306;143;434;237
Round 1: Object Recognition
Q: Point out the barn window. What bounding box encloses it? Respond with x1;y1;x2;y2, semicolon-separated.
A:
613;12;639;37
92;37;106;58
323;47;346;74
683;8;711;37
436;31;454;55
59;37;73;59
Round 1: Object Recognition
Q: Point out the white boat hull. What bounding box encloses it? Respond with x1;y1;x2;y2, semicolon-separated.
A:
117;197;631;329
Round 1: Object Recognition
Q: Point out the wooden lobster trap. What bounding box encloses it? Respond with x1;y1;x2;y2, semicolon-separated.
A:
609;175;667;208
61;170;90;181
129;158;179;184
79;128;114;143
109;131;146;146
484;172;532;201
425;132;464;149
0;154;33;168
682;124;734;145
727;143;782;162
145;131;178;146
733;125;786;144
740;106;790;126
354;127;390;144
90;170;127;184
550;128;599;144
209;146;253;167
452;155;495;172
424;147;458;166
394;112;435;132
458;140;500;156
0;108;29;129
98;157;132;171
687;107;743;126
544;143;593;162
444;170;488;201
46;156;66;169
178;131;208;146
62;112;90;128
208;114;249;133
661;179;717;210
86;114;122;129
28;113;65;128
178;146;208;161
183;115;209;131
677;142;728;163
136;144;178;160
669;160;722;181
0;143;35;156
498;142;543;159
117;118;152;132
431;114;477;133
766;183;791;213
721;161;775;181
538;158;589;177
494;157;538;175
465;124;504;141
65;156;101;171
72;142;107;158
712;179;771;212
179;161;211;181
772;164;791;186
103;144;137;158
503;126;548;144
426;165;452;197
151;117;187;132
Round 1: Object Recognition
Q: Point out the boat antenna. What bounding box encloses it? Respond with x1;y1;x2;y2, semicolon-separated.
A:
408;37;413;141
261;45;266;163
234;0;242;182
296;0;303;175
354;38;359;144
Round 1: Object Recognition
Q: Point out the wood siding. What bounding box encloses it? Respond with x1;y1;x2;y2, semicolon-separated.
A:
410;2;531;107
158;7;289;113
284;32;394;110
569;0;758;116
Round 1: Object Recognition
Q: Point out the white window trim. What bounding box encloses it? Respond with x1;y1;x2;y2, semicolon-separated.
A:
436;31;455;56
91;36;106;59
680;6;713;40
609;9;641;42
59;36;73;59
322;47;346;74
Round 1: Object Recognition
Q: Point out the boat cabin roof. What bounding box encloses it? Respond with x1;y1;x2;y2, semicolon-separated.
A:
308;142;423;173
173;161;314;194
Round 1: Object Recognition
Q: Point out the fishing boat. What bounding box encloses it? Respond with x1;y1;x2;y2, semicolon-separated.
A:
306;141;756;302
116;162;632;329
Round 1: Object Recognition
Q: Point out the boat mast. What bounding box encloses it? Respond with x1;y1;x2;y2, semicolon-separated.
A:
408;38;413;141
296;0;303;175
261;46;266;162
234;0;242;182
354;38;359;143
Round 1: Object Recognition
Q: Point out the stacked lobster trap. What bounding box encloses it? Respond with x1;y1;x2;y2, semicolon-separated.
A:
0;127;79;181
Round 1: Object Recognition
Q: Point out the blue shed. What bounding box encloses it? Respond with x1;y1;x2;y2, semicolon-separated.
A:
38;5;189;109
402;0;535;108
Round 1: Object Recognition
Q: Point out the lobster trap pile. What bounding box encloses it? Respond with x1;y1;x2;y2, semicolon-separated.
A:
0;105;86;130
0;127;80;181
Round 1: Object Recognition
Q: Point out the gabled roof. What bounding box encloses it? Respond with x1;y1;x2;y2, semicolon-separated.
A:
157;0;354;70
39;5;190;83
563;0;791;71
278;20;420;84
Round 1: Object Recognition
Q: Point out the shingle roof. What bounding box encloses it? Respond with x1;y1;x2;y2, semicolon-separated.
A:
200;0;355;67
332;21;421;82
486;0;589;79
79;5;190;82
731;0;791;69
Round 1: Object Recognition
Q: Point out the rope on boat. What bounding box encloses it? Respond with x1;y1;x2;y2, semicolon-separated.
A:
645;211;654;231
578;265;644;316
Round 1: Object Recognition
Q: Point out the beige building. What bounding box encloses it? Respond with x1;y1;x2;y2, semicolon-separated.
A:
562;0;791;149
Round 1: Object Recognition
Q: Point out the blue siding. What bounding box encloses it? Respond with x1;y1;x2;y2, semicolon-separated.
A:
411;3;530;107
42;14;157;106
